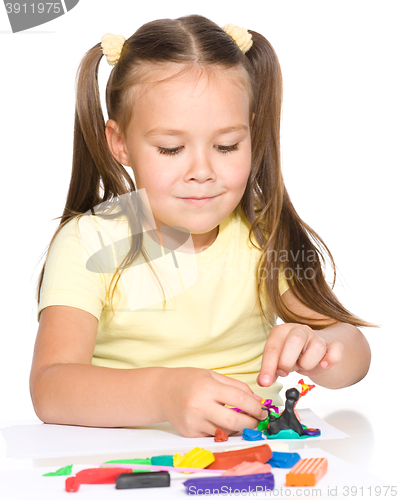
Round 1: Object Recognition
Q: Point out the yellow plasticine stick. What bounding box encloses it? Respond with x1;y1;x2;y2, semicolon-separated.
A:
173;447;215;469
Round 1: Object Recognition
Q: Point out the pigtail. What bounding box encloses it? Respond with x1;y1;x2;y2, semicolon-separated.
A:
243;30;284;249
67;43;135;216
242;32;376;328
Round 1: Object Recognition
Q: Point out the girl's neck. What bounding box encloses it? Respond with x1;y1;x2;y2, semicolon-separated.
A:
155;224;220;254
191;225;219;254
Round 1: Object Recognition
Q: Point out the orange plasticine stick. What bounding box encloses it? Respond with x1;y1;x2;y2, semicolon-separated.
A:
285;458;328;487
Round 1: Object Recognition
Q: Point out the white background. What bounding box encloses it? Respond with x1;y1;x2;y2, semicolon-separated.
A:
0;0;398;486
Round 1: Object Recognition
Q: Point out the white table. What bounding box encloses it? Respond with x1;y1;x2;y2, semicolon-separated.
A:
1;376;397;497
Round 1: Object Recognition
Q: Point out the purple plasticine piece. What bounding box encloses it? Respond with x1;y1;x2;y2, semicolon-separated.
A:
262;400;279;414
302;427;321;437
183;473;274;495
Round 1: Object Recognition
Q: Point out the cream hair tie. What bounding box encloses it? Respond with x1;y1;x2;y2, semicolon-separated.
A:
101;33;126;66
222;24;253;54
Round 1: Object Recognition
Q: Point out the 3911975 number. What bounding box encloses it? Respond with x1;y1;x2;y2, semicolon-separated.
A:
5;3;62;14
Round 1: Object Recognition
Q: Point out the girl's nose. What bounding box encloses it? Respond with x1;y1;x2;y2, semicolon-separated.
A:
184;150;216;182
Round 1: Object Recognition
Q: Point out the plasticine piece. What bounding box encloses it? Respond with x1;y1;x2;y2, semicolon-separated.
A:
222;461;272;476
260;399;280;414
104;458;151;473
266;429;300;440
302;427;321;437
242;428;265;441
184;473;274;494
297;379;315;398
224;441;289;452
258;411;280;431
265;429;302;440
65;467;132;492
264;428;321;440
150;455;174;466
267;388;304;436
173;448;215;469
214;428;229;442
116;471;170;489
293;379;316;422
260;398;272;406
286;458;328;487
206;444;272;470
43;464;73;476
268;452;301;468
234;399;279;415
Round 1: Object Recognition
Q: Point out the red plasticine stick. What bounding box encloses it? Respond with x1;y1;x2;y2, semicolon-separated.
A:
65;467;132;492
206;444;272;470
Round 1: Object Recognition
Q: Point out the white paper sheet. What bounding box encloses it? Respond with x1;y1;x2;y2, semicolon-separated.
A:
1;409;348;459
0;448;393;500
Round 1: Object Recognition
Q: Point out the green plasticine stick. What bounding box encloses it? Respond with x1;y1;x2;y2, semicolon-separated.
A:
43;465;73;476
104;458;151;473
151;455;174;466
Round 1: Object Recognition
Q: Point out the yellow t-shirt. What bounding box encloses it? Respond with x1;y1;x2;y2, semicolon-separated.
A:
38;205;290;404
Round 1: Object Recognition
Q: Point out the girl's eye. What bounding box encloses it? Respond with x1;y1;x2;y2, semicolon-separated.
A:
157;146;182;156
156;144;239;156
217;143;239;154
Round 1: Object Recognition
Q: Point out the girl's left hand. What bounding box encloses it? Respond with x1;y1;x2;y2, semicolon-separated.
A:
257;323;344;387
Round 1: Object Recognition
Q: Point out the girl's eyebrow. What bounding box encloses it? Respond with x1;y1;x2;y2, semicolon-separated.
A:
145;124;248;138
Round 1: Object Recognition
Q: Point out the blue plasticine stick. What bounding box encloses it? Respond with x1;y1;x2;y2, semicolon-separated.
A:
268;451;301;468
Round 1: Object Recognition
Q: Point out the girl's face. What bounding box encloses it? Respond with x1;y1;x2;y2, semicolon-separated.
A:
106;64;253;252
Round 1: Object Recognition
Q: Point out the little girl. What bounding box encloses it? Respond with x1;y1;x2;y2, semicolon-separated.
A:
30;14;373;438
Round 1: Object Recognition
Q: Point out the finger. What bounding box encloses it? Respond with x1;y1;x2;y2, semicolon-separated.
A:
209;405;260;434
198;396;259;435
258;328;287;387
173;401;229;438
319;341;344;369
297;335;327;371
184;418;228;438
210;371;255;396
278;327;308;373
213;383;266;422
257;368;280;386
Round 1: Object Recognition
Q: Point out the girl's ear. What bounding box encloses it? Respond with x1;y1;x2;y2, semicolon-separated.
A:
105;119;130;166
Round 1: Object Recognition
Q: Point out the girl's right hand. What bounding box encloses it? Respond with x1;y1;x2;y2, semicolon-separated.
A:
159;367;268;438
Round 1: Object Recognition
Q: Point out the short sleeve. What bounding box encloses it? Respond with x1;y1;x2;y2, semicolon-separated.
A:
278;269;290;296
37;217;107;323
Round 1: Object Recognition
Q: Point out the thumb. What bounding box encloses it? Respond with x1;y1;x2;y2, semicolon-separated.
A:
319;341;344;369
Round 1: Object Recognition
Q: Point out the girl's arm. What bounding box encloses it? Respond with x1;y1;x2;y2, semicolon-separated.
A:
257;289;371;389
30;305;266;435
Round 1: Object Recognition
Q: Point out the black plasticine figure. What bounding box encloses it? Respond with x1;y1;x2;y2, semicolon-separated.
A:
267;388;304;436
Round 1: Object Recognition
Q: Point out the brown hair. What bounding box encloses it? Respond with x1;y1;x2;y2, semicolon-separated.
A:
35;14;376;328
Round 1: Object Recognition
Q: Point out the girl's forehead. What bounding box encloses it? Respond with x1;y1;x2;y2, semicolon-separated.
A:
134;62;250;99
